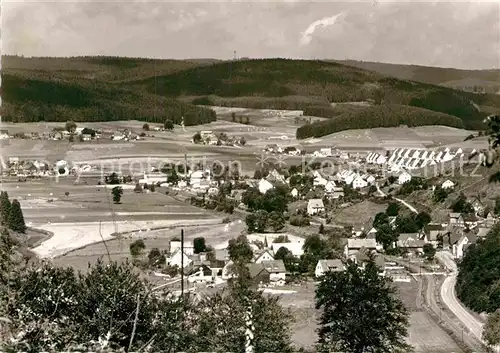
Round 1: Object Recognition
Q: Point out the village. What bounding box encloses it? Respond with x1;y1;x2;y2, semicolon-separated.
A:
1;118;497;352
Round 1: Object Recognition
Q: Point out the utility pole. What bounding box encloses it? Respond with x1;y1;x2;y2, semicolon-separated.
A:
181;228;184;297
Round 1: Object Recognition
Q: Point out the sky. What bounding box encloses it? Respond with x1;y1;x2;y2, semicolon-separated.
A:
2;0;500;69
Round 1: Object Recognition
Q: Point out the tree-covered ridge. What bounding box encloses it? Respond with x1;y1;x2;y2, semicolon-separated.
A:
132;58;495;129
3;56;498;129
456;224;500;313
1;73;216;125
296;104;464;139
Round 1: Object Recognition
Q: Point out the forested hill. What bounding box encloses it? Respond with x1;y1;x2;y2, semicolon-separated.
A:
1;73;215;126
130;58;500;130
3;56;500;129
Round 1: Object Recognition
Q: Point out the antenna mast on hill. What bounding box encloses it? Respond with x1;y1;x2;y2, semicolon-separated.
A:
233;50;237;61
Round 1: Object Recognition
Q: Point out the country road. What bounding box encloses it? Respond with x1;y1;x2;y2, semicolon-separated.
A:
436;251;486;344
390;256;486;352
375;183;418;214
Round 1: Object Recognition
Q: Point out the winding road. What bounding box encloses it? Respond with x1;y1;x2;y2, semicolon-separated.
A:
436;251;486;344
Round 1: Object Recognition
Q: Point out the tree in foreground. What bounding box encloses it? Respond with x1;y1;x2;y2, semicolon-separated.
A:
423;243;436;261
129;239;146;257
65;120;77;133
484;309;500;348
193;237;206;254
315;260;411;353
111;186;123;204
189;261;294;352
142;123;150;131
164;119;174;131
0;191;11;226
7;200;26;233
228;234;253;263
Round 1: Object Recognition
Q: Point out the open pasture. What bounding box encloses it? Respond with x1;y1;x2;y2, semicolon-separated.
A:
333;200;387;227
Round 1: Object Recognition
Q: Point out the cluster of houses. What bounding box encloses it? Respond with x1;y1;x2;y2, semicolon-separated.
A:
355;207;498;260
165;235;393;286
3;157;98;178
165;238;291;287
193;130;246;147
264;144;302;156
367;147;474;172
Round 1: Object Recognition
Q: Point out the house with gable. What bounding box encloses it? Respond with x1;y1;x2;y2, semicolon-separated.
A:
307;199;325;215
395;233;426;254
324;180;337;193
267;169;285;184
344;238;380;259
425;223;445;243
315;259;344;277
453;232;478;259
258;178;274;194
448;213;465;227
352;175;368;189
485;212;498;227
291;187;299;198
262;260;287;286
167;248;193;269
313;170;328;187
441;179;455;190
253;249;275;264
398;171;412;185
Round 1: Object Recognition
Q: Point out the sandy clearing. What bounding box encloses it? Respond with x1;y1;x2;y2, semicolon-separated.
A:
32;218;220;259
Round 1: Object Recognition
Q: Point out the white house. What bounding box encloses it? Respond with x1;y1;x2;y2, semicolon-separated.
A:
441;179;455;190
291;187;299;198
170;240;194;256
398;171;412;185
344;172;358;185
258;179;274;194
313;171;328;187
167;248;192;268
352;176;368;189
254;249;275;264
364;175;376;185
453;233;478;259
190;169;211;188
307;199;325;215
324;180;337;193
315;259;344;278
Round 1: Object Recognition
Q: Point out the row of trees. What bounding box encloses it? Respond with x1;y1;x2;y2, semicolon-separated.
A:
296;104;464;139
0;192;27;234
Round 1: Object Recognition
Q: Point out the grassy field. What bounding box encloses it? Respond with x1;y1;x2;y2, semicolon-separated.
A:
333;201;388;228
